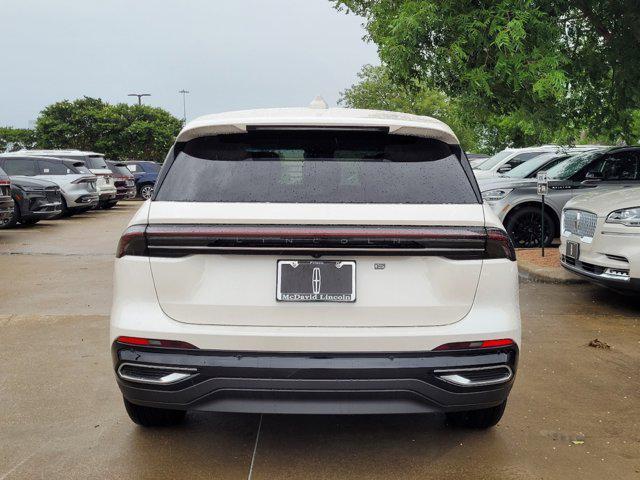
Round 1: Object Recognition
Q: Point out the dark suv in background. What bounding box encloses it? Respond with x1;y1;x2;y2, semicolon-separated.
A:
0;175;62;228
124;161;160;199
106;160;137;206
0;167;14;224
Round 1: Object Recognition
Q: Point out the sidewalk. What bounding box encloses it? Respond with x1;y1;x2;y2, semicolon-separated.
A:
516;247;587;284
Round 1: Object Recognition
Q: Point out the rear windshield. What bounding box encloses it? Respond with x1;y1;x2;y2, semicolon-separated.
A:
71;162;92;174
85;155;108;169
141;162;161;173
114;165;132;176
155;130;477;204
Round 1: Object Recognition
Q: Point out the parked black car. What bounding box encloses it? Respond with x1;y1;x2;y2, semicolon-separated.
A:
0;176;62;228
106;160;136;205
0;167;14;224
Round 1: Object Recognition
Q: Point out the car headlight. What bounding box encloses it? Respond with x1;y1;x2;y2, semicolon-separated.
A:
606;207;640;226
19;186;44;193
481;189;513;201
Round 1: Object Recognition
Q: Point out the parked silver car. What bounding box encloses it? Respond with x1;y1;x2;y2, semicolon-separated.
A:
0;155;99;215
474;145;604;179
479;147;640;247
17;150;117;208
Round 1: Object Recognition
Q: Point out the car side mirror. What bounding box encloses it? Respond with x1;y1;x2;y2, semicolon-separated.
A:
582;171;603;185
498;164;512;173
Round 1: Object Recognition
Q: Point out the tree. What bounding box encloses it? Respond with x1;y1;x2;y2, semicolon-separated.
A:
339;65;481;150
333;0;640;145
0;127;37;152
35;97;182;161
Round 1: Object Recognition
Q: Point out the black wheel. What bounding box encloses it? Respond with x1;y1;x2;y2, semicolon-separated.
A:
446;400;507;429
60;197;74;217
21;218;40;225
139;183;154;200
123;397;186;427
505;206;554;248
101;201;117;210
0;202;19;229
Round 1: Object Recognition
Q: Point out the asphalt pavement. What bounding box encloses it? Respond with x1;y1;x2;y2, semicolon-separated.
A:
1;201;638;479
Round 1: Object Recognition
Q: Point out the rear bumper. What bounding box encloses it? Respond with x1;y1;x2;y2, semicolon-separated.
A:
113;344;518;414
115;186;136;200
67;192;99;207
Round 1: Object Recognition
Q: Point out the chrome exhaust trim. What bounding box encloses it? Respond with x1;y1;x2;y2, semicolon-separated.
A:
434;365;513;387
117;363;197;385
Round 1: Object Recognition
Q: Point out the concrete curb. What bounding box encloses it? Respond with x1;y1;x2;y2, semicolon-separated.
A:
518;262;588;284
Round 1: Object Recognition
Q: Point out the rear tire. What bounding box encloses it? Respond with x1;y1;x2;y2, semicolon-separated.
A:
446;400;507;429
505;206;554;248
123;397;186;427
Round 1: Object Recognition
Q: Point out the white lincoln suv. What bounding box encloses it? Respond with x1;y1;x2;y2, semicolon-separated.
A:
560;187;640;292
111;104;521;429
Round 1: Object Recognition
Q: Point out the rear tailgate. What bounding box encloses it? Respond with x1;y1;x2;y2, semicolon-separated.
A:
147;202;485;327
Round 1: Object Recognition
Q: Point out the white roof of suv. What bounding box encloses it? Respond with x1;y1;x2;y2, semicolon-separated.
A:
177;106;459;145
15;149;105;157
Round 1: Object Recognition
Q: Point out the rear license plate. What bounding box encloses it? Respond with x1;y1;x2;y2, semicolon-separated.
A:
566;241;580;260
277;260;356;302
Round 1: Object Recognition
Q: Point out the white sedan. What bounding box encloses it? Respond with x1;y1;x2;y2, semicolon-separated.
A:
560;187;640;293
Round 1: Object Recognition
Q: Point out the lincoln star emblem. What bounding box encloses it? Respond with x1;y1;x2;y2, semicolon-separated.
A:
312;267;321;295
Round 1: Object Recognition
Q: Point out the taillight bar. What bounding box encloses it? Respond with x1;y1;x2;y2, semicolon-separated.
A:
433;338;515;351
115;336;198;349
116;224;516;260
71;176;98;184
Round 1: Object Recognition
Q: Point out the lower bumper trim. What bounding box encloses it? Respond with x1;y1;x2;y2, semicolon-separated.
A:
113;345;518;414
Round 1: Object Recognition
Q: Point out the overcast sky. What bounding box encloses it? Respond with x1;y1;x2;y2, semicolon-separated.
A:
1;0;378;128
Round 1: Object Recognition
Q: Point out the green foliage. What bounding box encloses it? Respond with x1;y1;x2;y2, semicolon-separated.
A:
34;97;182;161
339;65;480;150
0;127;37;152
334;0;640;147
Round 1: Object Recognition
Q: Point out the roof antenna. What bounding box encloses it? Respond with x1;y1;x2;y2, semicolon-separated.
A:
309;95;328;109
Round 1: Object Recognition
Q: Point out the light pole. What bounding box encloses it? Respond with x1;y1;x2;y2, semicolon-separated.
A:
128;93;151;105
179;89;190;122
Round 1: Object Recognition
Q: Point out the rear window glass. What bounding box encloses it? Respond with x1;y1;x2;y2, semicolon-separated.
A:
141;162;160;173
72;163;92;174
85;155;108;169
156;130;477;204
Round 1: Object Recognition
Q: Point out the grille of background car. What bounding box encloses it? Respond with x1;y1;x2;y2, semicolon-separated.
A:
563;210;597;238
45;187;59;202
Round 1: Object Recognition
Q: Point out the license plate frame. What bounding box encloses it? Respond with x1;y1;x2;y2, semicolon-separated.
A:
276;260;356;303
566;241;580;260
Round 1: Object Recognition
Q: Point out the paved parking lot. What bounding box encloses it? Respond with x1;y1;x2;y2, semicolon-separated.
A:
1;201;639;479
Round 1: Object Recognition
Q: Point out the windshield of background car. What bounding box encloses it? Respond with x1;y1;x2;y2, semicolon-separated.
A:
546;150;604;179
113;165;132;176
504;154;565;178
141;162;161;173
476;150;512;170
71;162;92;174
85;155;108;169
155;130;478;204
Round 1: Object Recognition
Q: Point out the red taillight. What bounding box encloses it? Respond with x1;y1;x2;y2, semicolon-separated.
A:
116;336;198;349
485;228;516;261
433;338;515;351
0;179;10;186
116;224;148;258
